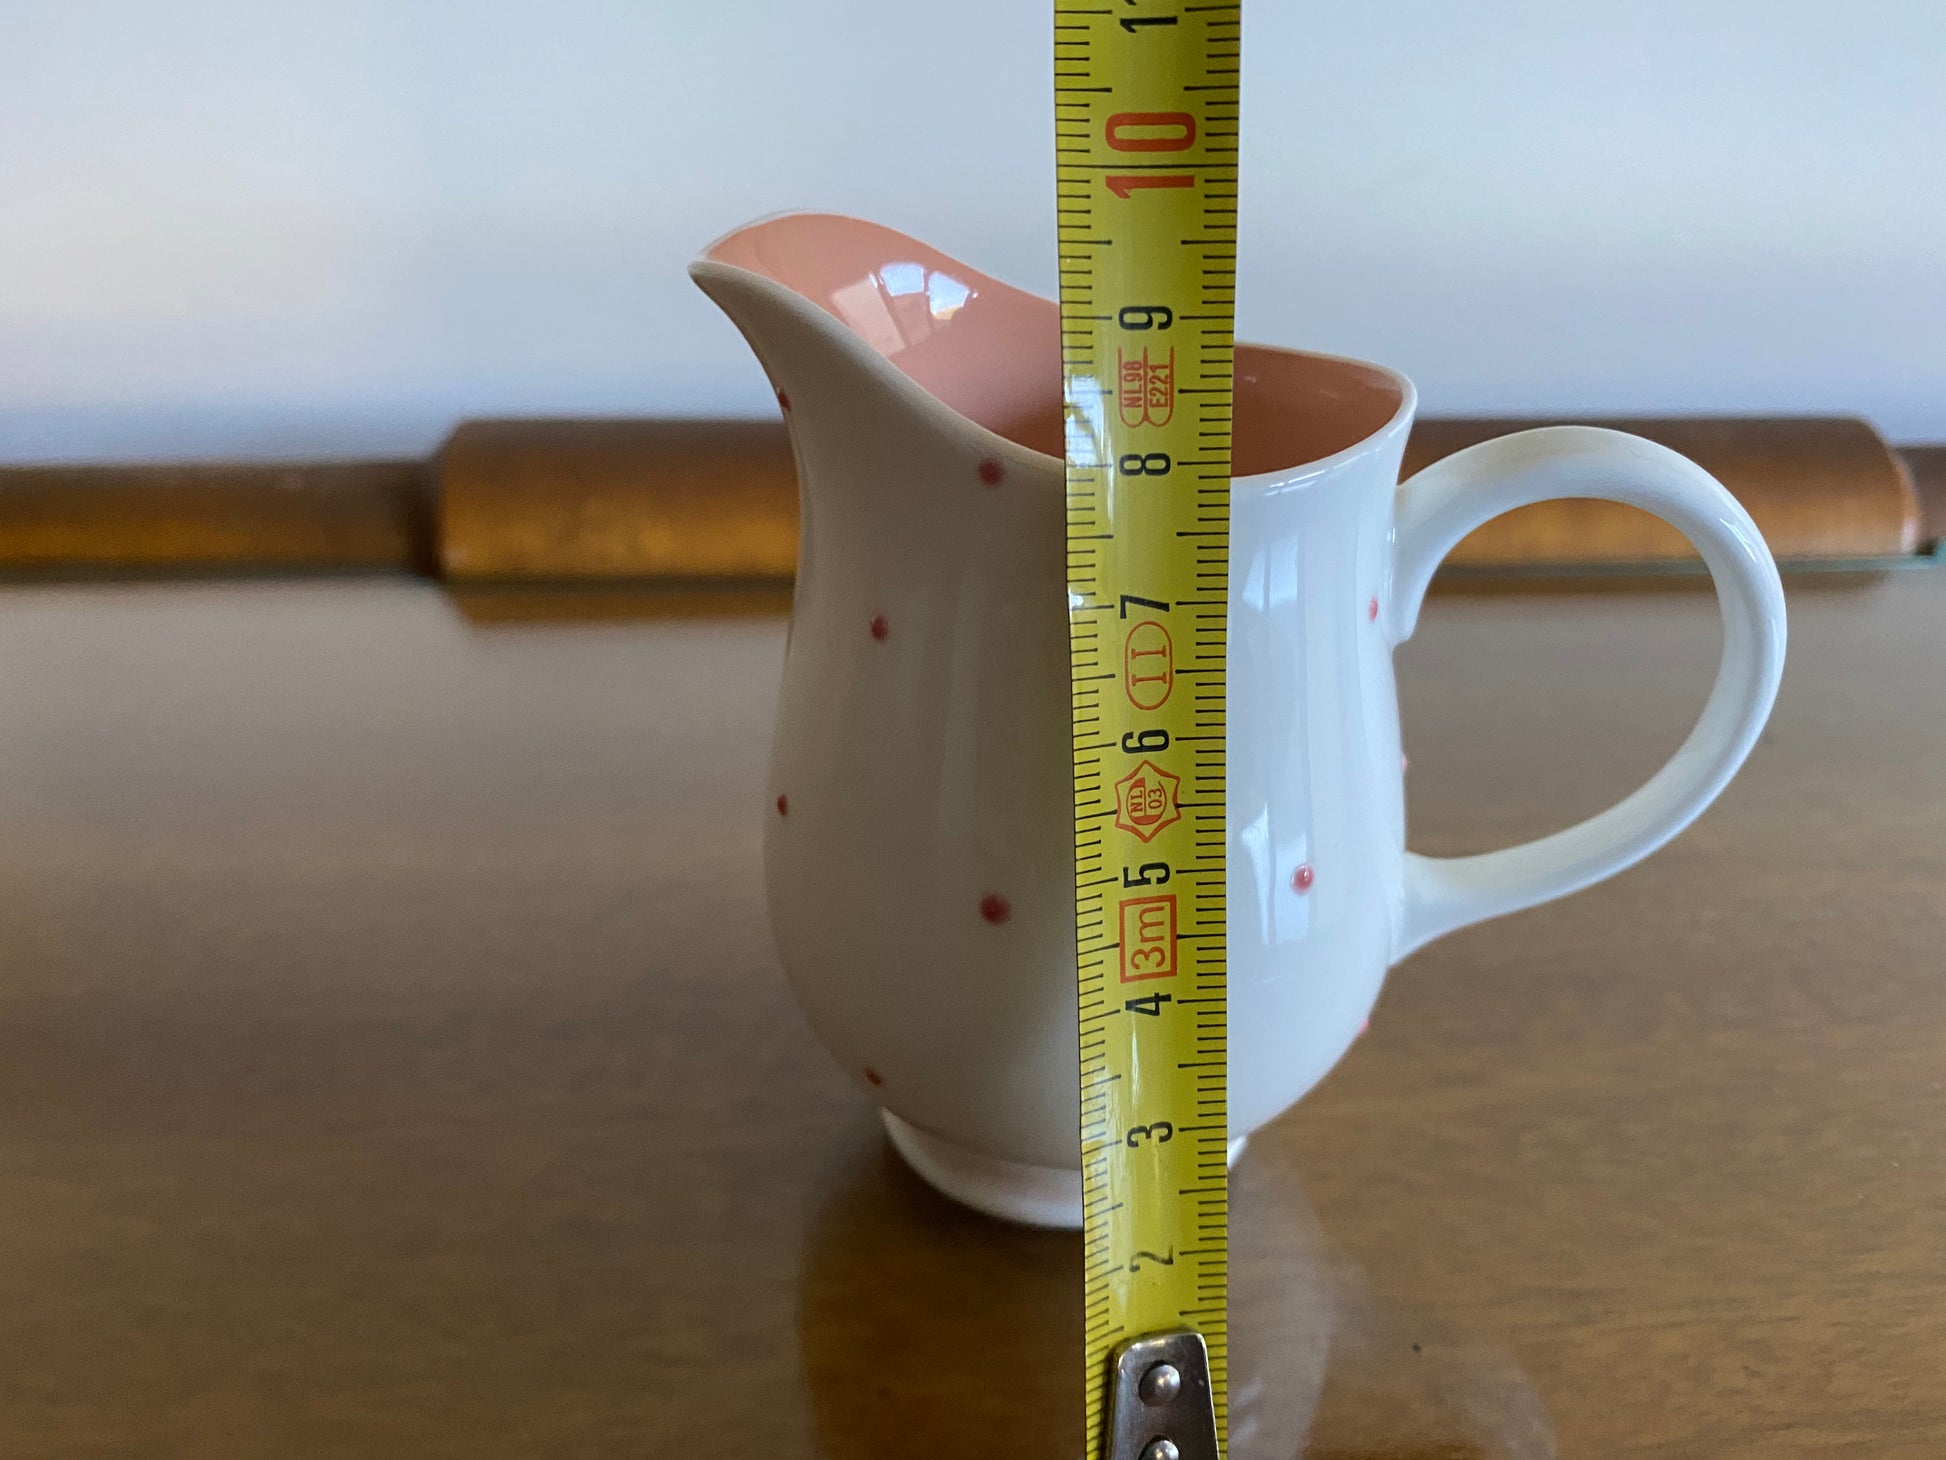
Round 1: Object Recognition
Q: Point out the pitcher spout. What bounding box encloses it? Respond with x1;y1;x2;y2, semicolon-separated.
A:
689;212;1066;468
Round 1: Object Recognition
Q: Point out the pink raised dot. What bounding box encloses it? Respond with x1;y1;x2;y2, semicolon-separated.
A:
1368;597;1380;623
775;793;789;816
776;390;791;411
977;457;1004;486
980;893;1012;925
1360;1017;1370;1036
1291;864;1315;893
1401;752;1410;774
869;615;889;641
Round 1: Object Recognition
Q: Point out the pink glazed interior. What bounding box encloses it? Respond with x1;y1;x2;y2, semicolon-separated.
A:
704;213;1405;477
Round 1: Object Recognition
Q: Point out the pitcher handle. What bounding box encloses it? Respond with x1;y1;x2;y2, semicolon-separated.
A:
1389;426;1788;961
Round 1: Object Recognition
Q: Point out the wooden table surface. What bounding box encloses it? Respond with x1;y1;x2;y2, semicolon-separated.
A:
1;569;1942;1458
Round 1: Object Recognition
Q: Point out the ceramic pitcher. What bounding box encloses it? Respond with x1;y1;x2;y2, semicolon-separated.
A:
692;213;1786;1228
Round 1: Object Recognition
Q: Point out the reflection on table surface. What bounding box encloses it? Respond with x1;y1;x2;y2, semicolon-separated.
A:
801;1126;1551;1459
0;571;1942;1455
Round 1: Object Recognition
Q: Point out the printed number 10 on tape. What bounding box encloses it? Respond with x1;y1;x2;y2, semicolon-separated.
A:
1055;2;1240;1457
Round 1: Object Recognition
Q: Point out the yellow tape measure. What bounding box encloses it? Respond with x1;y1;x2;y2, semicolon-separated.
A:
1056;3;1239;1457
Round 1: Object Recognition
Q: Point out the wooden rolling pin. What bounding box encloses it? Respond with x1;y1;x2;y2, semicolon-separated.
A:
0;416;1929;580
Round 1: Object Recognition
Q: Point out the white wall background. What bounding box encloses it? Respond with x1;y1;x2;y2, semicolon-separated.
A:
2;0;1941;461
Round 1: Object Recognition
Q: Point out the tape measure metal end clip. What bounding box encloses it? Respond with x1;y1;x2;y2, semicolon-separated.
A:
1105;1328;1220;1460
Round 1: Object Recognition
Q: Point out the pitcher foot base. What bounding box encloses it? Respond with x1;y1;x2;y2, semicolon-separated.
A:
881;1111;1248;1230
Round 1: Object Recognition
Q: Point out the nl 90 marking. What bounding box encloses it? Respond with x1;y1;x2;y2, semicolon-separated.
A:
1057;0;1239;1456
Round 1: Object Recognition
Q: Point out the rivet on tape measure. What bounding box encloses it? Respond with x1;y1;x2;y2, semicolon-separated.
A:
1056;3;1239;1458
